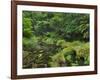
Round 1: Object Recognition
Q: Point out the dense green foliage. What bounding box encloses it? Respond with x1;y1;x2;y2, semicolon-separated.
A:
22;11;90;68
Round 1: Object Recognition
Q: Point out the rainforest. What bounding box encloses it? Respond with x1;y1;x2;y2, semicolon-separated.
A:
22;11;90;68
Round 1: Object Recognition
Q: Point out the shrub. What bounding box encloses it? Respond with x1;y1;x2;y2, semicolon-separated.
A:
49;52;66;67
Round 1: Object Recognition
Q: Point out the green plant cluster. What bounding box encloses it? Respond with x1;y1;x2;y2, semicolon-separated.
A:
22;11;90;68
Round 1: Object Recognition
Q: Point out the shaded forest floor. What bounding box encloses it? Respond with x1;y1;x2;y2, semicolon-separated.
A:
23;39;89;68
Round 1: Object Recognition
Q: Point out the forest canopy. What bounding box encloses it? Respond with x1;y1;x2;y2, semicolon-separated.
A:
22;11;90;68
